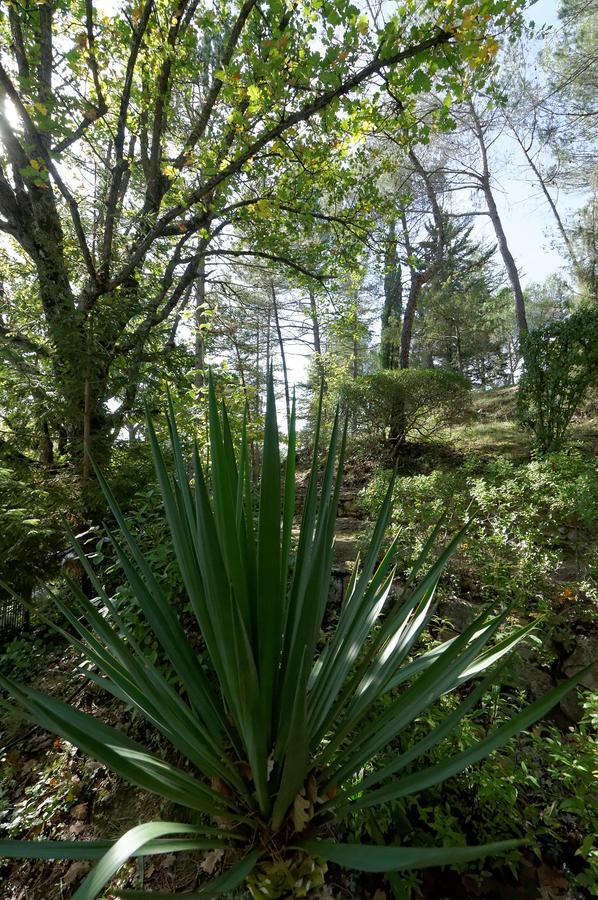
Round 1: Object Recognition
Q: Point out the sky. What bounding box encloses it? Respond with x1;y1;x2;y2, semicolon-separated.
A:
475;0;572;287
279;0;581;391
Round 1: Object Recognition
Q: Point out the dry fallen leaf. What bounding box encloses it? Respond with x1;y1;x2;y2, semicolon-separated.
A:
63;860;92;886
70;802;88;820
211;776;234;798
371;891;387;900
293;790;312;833
538;864;569;900
201;848;224;875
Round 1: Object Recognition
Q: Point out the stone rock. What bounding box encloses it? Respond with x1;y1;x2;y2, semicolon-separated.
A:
562;634;598;690
438;597;480;635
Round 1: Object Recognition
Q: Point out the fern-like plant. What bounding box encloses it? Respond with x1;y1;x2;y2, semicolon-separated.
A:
0;377;583;899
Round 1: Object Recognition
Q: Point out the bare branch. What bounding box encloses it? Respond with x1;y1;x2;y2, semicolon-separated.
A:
204;248;328;281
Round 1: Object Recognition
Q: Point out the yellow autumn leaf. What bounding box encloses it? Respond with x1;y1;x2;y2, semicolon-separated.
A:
254;199;271;219
29;159;41;170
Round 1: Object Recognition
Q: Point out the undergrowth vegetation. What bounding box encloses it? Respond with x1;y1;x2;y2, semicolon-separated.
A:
0;382;590;900
361;450;598;616
358;448;598;897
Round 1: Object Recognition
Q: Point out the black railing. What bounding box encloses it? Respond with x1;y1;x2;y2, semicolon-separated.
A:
0;596;29;645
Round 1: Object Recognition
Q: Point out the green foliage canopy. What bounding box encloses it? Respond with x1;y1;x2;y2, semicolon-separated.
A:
0;0;526;471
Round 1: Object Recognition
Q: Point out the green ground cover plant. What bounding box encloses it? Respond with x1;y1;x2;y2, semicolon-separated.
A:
361;450;598;614
0;379;587;899
342;688;598;897
357;445;598;895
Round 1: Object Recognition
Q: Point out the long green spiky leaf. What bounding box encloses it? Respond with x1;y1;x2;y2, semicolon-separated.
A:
298;839;522;872
257;370;282;740
324;523;470;749
116;851;262;899
323;604;508;785
0;679;236;816
350;667;589;810
89;458;226;741
0;837;230;861
72;823;223;900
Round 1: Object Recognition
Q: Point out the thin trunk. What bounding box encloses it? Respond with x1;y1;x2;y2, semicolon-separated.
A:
255;310;261;418
233;337;251;415
39;420;54;467
399;273;423;369
482;178;528;335
265;303;272;377
510;116;582;277
271;282;291;425
398;151;446;370
470;103;528;335
308;287;324;383
194;255;206;393
381;219;402;369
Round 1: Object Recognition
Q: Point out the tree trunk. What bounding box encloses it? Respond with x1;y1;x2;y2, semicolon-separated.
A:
469;103;528;336
309;287;325;386
380;219;402;369
39;420;54;468
399;273;423;369
271;282;291;426
482;176;528;335
397;151;445;370
194;255;206;393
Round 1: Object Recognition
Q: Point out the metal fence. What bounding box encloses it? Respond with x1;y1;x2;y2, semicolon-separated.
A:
0;596;29;645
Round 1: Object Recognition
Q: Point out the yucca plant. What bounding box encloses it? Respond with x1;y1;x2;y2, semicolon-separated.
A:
0;375;584;900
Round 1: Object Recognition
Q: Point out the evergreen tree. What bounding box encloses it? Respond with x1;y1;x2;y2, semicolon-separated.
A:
415;217;500;381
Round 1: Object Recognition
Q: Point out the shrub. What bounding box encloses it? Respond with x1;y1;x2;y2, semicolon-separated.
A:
345;688;598;897
342;368;471;450
0;378;584;899
0;464;76;600
518;306;598;452
361;451;598;615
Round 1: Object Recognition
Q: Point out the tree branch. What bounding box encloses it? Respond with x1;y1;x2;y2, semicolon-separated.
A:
108;27;454;293
0;65;98;282
53;0;109;153
100;0;154;280
205;247;328;281
176;0;261;167
0;321;49;357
